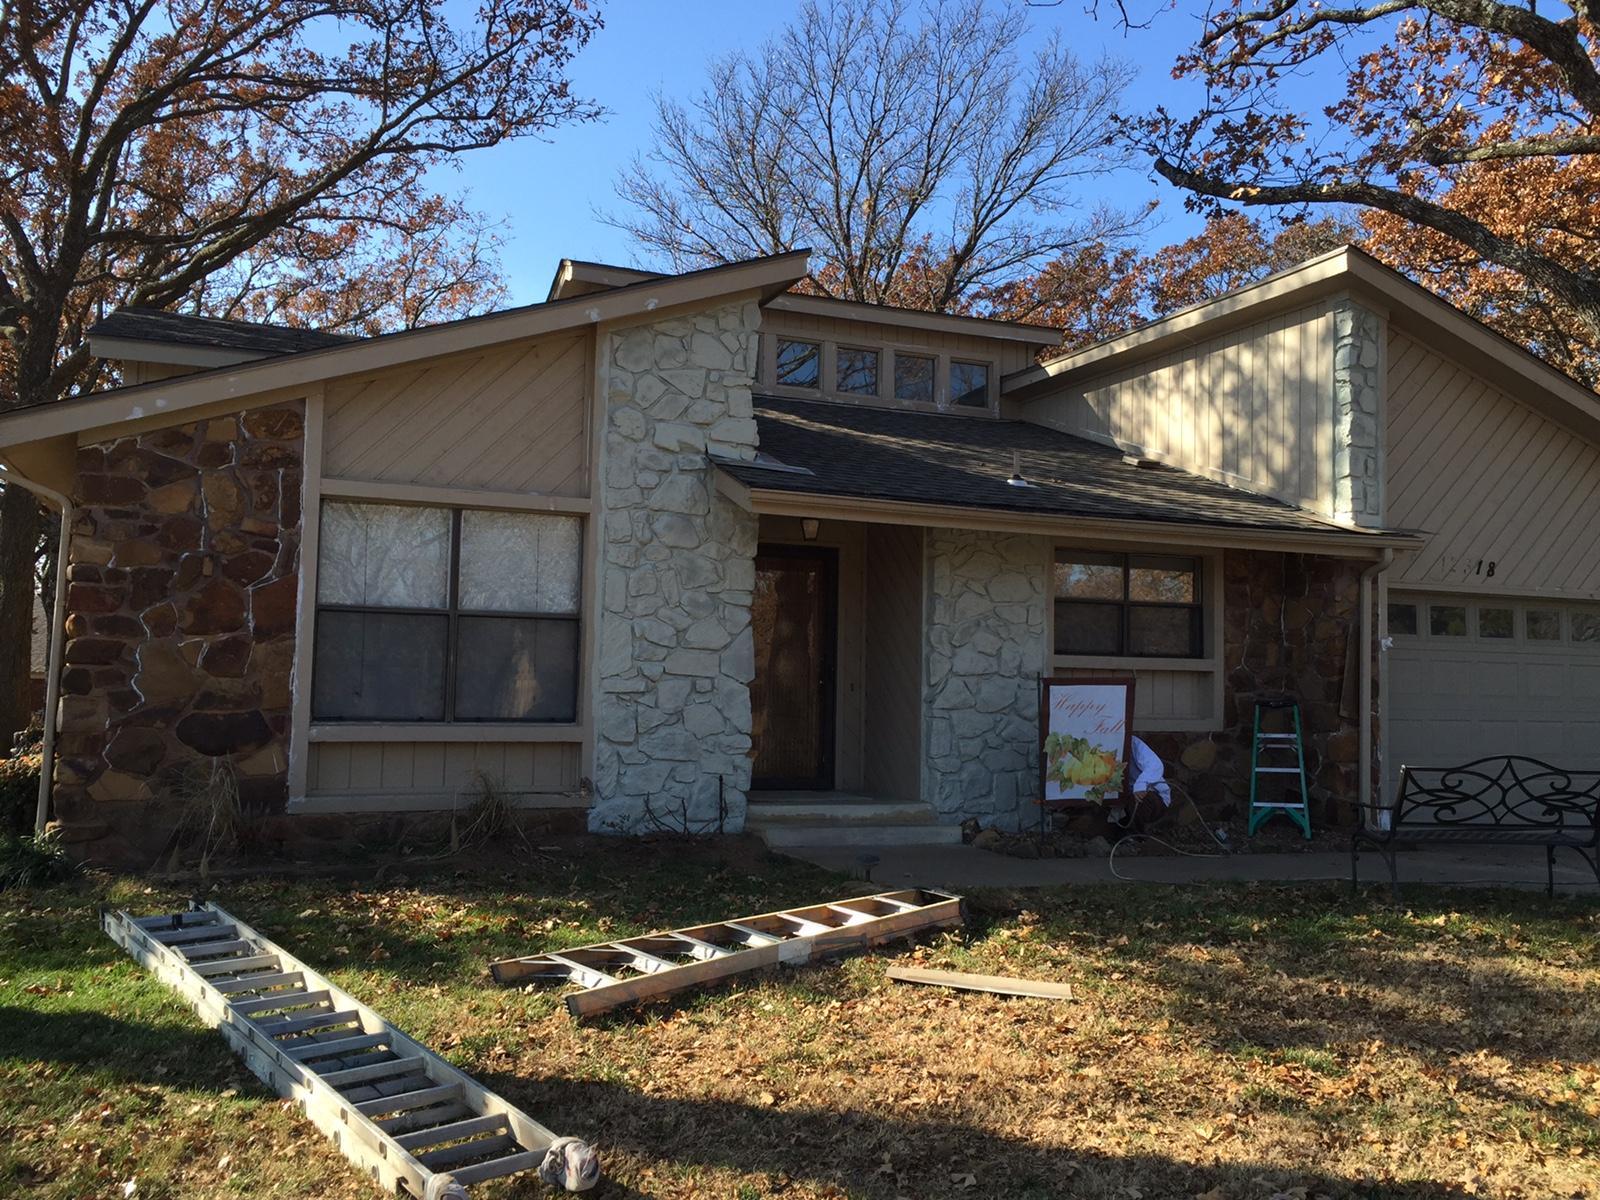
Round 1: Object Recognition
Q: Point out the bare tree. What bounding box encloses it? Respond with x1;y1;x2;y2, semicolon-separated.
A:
0;0;604;747
608;0;1144;316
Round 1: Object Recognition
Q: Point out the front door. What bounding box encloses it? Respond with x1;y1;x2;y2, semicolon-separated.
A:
751;545;837;790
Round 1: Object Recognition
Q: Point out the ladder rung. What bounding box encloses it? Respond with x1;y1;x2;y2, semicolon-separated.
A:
152;922;239;946
193;953;280;978
1257;733;1299;740
393;1113;509;1152
134;911;218;930
284;1032;388;1061
440;1151;544;1188
777;914;832;935
258;1008;361;1038
415;1133;519;1171
374;1101;473;1135
827;904;874;924
231;989;330;1017
544;953;618;987
1252;802;1309;810
354;1082;463;1117
667;932;733;959
607;944;675;973
319;1055;427;1088
181;938;253;960
1253;767;1303;775
724;922;781;946
216;971;306;996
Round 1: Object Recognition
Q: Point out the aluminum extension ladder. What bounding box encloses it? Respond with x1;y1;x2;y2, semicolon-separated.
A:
103;902;598;1198
1247;695;1313;839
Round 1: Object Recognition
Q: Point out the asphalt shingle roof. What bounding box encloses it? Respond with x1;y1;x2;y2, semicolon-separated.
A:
721;396;1381;537
91;307;357;356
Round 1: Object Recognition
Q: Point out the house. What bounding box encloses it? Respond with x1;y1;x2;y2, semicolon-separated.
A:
1;244;1594;862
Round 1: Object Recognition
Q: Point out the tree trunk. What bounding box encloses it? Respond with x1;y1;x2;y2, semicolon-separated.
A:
0;484;42;751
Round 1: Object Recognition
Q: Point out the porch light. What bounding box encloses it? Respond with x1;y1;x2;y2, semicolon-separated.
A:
801;517;821;541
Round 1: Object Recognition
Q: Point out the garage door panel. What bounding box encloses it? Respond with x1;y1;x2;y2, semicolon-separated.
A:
1389;593;1600;778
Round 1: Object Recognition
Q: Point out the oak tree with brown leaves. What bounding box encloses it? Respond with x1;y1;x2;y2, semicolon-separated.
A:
1135;0;1600;379
0;0;603;745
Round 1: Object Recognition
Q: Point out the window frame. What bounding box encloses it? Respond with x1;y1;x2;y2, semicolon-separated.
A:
1052;549;1206;660
834;344;881;397
774;337;822;390
948;358;994;410
311;501;583;725
892;350;937;404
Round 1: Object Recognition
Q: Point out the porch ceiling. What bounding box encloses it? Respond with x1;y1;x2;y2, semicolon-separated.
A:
717;397;1417;550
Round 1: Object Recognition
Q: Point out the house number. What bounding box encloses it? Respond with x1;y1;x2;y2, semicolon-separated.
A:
1474;560;1496;577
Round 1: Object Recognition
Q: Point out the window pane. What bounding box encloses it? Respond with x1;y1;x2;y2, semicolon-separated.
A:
455;616;579;721
1054;551;1124;600
1573;609;1600;643
1055;602;1122;655
1528;609;1562;640
1129;555;1198;603
318;501;450;609
1129;606;1202;657
1429;605;1467;636
950;360;990;408
775;339;820;388
312;610;447;720
1387;603;1418;636
894;354;934;403
1478;607;1514;638
836;347;878;395
459;510;581;614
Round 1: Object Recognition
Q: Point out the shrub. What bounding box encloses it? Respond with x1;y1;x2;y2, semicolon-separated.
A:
0;828;79;890
0;743;42;838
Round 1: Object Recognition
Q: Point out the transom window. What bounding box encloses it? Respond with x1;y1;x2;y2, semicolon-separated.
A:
1053;550;1204;658
894;353;935;403
1388;599;1600;646
312;501;582;723
836;346;879;395
775;338;820;389
950;360;990;408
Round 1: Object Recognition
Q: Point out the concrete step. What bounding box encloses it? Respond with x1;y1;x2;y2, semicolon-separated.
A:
747;801;942;826
755;821;965;848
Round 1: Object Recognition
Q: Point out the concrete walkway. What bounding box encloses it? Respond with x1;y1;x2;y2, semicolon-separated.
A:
784;840;1600;893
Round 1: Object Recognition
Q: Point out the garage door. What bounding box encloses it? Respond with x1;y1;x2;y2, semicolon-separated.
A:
1388;594;1600;771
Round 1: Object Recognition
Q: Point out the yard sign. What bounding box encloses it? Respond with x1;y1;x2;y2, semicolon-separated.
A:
1039;676;1136;807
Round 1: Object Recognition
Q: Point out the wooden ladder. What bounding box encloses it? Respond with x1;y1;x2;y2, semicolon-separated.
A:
103;902;598;1198
490;888;965;1018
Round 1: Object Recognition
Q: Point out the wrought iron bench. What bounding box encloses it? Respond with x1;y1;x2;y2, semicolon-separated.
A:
1352;756;1600;898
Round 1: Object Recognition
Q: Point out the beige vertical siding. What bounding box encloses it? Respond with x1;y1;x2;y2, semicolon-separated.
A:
320;332;591;495
1053;665;1213;725
1022;300;1339;514
1387;331;1600;597
862;523;924;800
305;740;581;809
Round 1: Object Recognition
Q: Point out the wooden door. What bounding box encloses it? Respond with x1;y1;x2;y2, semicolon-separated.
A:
751;546;837;790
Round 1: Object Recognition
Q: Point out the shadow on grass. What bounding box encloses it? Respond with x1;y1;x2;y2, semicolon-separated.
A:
0;1004;237;1089
479;1072;1482;1200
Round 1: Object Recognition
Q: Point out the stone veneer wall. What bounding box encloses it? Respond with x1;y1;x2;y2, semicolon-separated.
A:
53;402;304;857
1141;549;1368;827
922;529;1051;830
590;301;762;833
1332;301;1384;527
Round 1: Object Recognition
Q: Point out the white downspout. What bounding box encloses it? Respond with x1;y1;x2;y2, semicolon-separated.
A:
0;462;74;837
1358;548;1394;829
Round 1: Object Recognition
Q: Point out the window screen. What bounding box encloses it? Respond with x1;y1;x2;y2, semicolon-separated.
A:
313;501;582;723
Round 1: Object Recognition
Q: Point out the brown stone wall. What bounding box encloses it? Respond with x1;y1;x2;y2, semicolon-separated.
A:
1141;550;1371;829
53;401;304;859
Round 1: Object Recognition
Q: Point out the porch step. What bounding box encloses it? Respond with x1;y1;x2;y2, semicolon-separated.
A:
746;797;963;848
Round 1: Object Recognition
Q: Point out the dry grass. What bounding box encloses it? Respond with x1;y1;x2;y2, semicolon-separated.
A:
2;836;1598;1199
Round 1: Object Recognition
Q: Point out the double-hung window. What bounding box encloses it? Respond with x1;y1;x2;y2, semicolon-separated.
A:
1053;550;1204;658
312;501;582;723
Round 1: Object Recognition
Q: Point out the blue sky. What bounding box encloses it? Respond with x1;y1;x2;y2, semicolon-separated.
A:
467;2;1300;304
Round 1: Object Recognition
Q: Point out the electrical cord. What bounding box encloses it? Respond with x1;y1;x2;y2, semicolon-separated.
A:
1104;780;1233;882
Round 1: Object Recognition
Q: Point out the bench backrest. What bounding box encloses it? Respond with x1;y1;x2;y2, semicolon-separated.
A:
1394;757;1600;835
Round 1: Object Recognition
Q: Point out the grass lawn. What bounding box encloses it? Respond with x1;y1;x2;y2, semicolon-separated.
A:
3;836;1598;1200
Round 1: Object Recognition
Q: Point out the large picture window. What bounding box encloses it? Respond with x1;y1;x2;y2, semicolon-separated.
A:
312;501;581;723
1053;549;1203;658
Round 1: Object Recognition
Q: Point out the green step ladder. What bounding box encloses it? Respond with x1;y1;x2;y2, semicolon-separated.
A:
1247;696;1312;839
